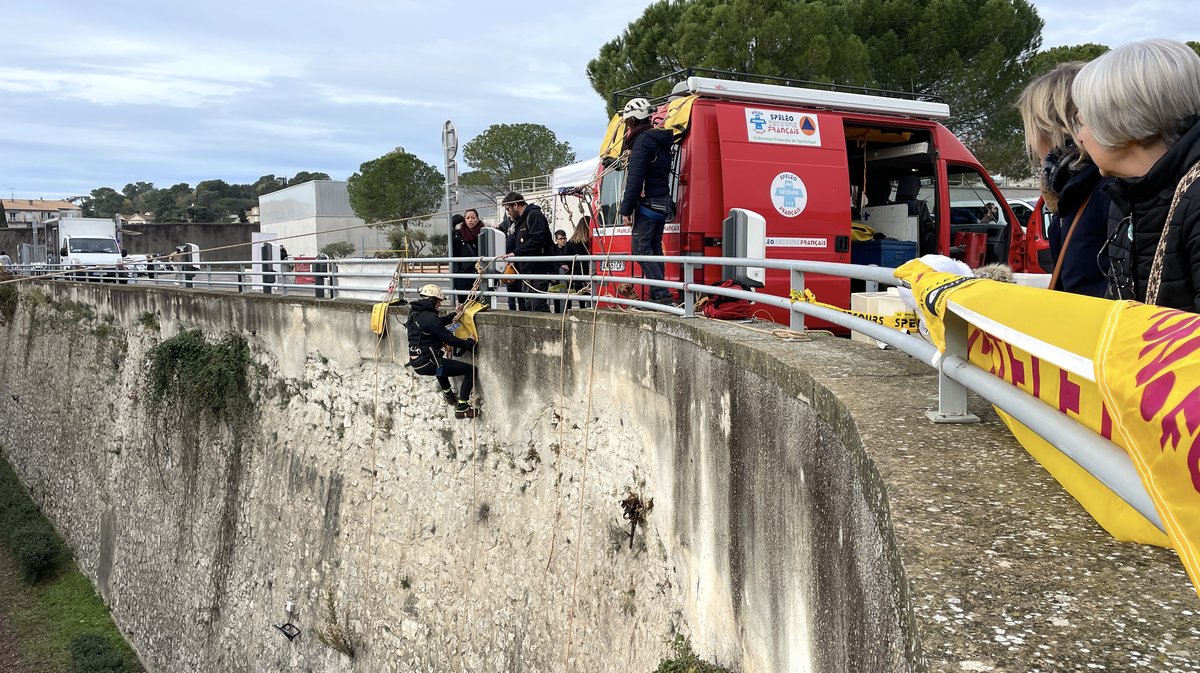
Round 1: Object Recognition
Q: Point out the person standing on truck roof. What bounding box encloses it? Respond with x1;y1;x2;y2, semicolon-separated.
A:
619;97;675;304
502;191;553;312
1017;61;1111;298
406;284;479;419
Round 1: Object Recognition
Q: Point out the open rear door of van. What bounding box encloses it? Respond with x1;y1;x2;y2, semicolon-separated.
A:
712;102;852;324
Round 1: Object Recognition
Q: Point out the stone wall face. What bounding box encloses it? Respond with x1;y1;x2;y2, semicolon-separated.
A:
0;283;916;673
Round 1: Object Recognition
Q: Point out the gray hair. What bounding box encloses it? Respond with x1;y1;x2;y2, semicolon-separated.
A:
1073;38;1200;149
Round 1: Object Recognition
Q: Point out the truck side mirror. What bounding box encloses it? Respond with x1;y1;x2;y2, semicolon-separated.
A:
59;247;67;257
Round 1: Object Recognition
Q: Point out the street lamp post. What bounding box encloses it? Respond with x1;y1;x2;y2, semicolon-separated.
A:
443;121;459;257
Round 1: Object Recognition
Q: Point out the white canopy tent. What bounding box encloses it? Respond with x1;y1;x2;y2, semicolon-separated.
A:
551;157;600;191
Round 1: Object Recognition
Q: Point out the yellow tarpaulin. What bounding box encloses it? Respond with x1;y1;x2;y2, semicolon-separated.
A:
895;259;1199;597
599;95;697;161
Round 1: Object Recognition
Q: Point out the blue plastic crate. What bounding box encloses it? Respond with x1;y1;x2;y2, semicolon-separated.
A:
851;239;918;268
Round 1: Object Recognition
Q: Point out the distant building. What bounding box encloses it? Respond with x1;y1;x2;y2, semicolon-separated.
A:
2;199;82;228
127;213;152;225
258;180;391;257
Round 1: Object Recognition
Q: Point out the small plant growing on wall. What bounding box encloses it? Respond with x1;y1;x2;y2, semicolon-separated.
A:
652;635;734;673
316;588;355;658
145;329;255;441
137;311;160;331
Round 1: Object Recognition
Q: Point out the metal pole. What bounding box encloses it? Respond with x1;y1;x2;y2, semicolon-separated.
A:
443;120;458;263
682;262;696;318
790;269;806;332
927;310;981;423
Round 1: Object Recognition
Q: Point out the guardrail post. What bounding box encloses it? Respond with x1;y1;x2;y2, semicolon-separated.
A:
926;310;981;424
314;255;328;299
682;262;696;318
206;264;213;291
789;269;806;332
237;265;245;294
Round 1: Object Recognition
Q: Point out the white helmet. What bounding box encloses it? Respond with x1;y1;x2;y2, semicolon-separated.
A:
418;284;445;300
622;97;653;121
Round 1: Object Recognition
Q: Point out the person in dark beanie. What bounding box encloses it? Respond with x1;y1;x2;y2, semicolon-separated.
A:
501;191;553;312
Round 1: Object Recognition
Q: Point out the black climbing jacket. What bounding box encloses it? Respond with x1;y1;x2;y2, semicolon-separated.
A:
405;298;474;356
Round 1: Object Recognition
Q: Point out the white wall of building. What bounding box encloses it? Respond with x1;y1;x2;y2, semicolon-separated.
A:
258;181;389;257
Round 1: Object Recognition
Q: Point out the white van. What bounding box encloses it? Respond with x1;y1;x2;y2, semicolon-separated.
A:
48;218;125;280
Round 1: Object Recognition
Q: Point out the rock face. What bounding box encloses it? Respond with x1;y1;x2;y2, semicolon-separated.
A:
0;282;1196;673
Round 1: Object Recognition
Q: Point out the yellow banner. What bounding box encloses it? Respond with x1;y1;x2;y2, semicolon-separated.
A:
895;260;1200;597
1097;304;1200;593
789;288;920;332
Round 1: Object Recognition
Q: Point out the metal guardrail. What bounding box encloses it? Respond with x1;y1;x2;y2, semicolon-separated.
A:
5;253;1163;532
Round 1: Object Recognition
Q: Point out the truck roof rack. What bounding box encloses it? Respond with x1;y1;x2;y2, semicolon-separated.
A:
611;67;949;119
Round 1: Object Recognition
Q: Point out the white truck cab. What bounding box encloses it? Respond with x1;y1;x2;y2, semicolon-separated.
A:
47;217;125;280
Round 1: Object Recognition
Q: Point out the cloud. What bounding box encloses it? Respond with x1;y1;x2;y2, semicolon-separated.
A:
315;85;441;107
0;32;300;108
0;66;260;108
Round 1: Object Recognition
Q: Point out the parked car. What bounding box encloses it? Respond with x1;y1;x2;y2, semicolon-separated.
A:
1007;198;1036;228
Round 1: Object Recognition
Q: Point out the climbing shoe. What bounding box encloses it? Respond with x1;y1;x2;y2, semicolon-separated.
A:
454;402;479;419
441;389;458;406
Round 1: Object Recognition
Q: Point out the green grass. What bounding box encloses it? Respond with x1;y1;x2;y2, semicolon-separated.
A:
0;455;142;672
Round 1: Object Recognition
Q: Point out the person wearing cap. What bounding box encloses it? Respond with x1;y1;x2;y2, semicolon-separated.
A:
619;97;676;304
405;283;480;418
501;191;554;312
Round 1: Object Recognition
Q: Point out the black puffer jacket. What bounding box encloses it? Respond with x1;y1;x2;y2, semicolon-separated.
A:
1105;116;1200;310
512;204;554;274
451;225;482;275
620;127;674;218
1047;160;1112;297
405;298;474;354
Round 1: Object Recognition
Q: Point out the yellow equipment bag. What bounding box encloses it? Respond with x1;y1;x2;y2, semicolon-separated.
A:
370;302;389;336
894;259;1200;598
452;300;488;341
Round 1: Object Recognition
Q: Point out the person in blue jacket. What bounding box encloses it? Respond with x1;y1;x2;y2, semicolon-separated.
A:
619;97;675;304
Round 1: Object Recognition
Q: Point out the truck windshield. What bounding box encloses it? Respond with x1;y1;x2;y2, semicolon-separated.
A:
597;166;625;227
69;238;119;254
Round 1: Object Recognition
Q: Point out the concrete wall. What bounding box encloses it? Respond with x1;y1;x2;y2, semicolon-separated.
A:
120;223;259;261
0;282;916;673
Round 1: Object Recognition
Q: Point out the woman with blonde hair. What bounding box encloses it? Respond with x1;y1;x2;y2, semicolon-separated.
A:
1073;38;1200;309
1017;60;1112;296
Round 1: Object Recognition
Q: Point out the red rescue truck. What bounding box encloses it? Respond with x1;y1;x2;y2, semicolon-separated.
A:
590;70;1043;324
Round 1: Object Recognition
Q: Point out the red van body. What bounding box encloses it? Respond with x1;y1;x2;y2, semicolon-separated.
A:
590;74;1040;325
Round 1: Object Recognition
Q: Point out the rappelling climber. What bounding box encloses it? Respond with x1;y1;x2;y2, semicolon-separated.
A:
405;284;479;419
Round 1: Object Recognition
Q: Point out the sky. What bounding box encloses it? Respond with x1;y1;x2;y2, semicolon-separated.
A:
1;0;1197;201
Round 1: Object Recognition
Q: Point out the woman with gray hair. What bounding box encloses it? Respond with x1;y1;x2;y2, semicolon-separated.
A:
1073;38;1200;309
